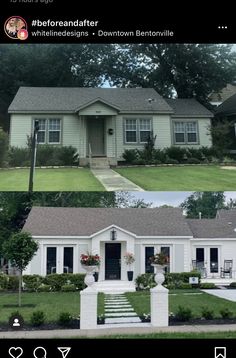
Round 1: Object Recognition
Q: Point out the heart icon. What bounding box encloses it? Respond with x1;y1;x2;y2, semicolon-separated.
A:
8;347;23;358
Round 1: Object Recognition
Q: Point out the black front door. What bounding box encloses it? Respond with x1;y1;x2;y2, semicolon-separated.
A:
105;243;121;280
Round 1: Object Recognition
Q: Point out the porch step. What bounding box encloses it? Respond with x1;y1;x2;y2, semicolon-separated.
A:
94;280;136;293
90;157;110;169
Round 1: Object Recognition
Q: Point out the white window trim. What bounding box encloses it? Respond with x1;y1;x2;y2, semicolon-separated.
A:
124;118;152;144
173;121;198;145
33;118;62;145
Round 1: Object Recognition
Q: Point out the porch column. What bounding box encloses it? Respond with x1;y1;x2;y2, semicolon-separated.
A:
80;287;98;329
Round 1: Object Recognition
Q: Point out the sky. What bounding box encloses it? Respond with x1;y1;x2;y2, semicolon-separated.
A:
130;192;236;207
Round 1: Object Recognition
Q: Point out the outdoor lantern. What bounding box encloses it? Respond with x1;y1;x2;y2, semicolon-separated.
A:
108;128;114;135
111;229;117;241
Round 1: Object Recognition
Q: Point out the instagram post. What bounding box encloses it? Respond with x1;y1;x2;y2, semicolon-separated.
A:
0;1;236;356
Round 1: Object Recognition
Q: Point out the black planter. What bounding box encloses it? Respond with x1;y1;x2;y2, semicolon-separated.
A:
93;272;99;282
127;271;133;281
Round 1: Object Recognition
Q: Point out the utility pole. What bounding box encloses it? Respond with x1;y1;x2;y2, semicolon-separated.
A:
28;121;39;192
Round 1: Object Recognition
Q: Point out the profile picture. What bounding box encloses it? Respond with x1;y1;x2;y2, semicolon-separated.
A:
4;16;28;40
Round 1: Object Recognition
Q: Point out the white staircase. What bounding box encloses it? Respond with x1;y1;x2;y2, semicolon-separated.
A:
90;157;110;169
94;280;136;293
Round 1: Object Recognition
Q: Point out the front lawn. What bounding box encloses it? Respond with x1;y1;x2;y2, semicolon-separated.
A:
126;290;236;318
0;168;104;191
0;292;104;324
115;165;236;190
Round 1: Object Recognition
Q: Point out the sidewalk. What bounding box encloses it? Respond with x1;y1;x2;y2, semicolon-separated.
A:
91;169;144;191
1;324;236;338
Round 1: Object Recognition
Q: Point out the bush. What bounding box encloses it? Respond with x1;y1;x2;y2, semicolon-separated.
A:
38;284;51;292
0;128;8;167
30;311;45;326
61;284;76;292
42;274;68;291
175;306;192;321
8;147;30;167
165;147;186;162
229;282;236;288
0;274;8;290
23;275;43;292
7;276;19;291
135;273;155;290
186;157;201;164
58;312;72;326
220;308;233;319
199;283;216;289
165;158;179;164
201;307;214;320
67;274;86;291
164;272;201;289
179;283;192;289
122;149;138;164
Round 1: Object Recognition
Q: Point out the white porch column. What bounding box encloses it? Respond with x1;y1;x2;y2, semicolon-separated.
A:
80;287;98;329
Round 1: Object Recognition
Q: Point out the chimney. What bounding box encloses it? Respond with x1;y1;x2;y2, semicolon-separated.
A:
199;212;202;220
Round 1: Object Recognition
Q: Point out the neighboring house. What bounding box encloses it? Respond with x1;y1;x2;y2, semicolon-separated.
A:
8;87;213;166
22;207;236;281
209;82;236;107
214;93;236;151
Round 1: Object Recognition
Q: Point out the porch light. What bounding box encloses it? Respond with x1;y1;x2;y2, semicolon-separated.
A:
111;229;117;241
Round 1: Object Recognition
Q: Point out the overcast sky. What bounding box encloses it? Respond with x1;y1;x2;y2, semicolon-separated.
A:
130;192;236;207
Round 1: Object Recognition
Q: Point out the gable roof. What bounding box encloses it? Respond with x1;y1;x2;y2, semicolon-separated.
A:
188;218;236;238
23;207;192;237
166;98;213;117
8;87;173;114
215;93;236;116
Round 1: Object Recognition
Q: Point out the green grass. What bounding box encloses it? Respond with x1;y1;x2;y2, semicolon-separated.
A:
126;290;236;318
0;292;104;323
115;165;236;190
0;168;104;191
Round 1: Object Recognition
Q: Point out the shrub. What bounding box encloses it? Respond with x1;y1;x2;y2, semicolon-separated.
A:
30;311;45;326
122;149;138;164
165;158;179;164
164;272;201;289
8;147;30;167
0;128;8;167
58;312;72;326
42;274;68;291
38;284;51;292
67;274;85;291
175;306;192;321
220;308;233;319
0;274;8;290
199;283;216;289
229;282;236;288
179;283;192;289
61;284;76;292
135;273;155;290
165;147;186;162
201;307;214;320
186;157;201;164
7;276;19;291
23;275;43;292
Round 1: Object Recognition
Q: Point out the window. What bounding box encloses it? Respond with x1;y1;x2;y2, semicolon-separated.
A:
161;246;170;273
145;247;154;273
210;248;218;273
64;247;73;273
47;247;57;275
174;121;198;144
124;118;151;143
34;118;61;144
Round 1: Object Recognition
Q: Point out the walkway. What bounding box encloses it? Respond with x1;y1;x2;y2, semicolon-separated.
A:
104;293;141;324
202;289;236;302
91;169;144;191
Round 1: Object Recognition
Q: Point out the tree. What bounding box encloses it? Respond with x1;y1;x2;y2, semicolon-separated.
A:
180;192;225;218
106;44;236;106
210;119;235;154
0;128;8;167
3;232;38;307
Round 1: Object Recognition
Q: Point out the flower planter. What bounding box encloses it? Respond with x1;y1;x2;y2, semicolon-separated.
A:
127;271;133;281
81;265;97;287
151;264;165;285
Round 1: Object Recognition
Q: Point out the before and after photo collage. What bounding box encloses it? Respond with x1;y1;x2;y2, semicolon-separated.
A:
0;1;236;355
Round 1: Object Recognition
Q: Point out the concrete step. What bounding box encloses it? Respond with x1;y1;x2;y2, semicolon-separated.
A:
94;280;136;293
105;317;142;324
90;157;110;169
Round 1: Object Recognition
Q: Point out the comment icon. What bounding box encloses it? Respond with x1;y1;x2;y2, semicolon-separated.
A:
33;347;47;358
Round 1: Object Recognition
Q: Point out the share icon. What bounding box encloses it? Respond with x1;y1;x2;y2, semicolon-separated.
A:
57;347;71;358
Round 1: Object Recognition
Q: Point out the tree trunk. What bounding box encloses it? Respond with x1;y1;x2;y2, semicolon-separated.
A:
18;270;22;307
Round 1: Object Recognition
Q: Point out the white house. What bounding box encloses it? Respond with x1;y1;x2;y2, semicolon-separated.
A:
9;87;213;167
22;207;236;281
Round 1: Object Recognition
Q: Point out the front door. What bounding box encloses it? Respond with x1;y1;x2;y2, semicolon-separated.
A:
87;117;105;156
105;243;121;280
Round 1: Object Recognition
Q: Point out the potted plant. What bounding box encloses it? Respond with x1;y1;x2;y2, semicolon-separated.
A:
80;253;100;287
149;252;169;286
124;252;135;281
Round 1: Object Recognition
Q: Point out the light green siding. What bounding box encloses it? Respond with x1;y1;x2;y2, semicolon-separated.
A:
62;114;80;150
79;102;118;116
10;114;32;147
198;118;212;147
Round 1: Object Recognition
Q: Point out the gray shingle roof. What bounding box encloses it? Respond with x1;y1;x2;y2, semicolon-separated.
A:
166;98;213;117
188;215;236;238
215;93;236;116
8;87;173;114
23;207;192;237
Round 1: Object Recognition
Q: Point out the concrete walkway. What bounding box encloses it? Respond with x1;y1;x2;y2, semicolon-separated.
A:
1;324;236;338
202;289;236;302
91;169;144;191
